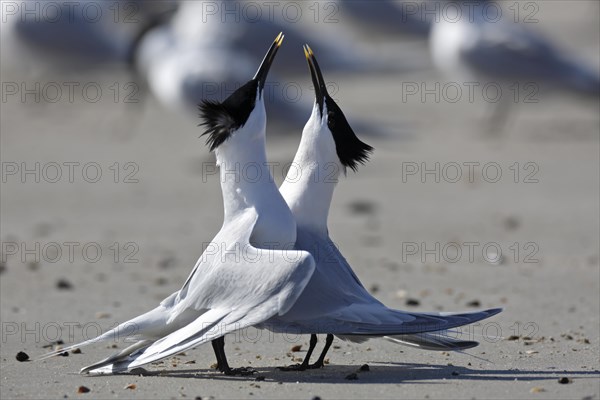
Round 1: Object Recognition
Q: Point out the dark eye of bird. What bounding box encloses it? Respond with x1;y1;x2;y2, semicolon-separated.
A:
327;110;336;131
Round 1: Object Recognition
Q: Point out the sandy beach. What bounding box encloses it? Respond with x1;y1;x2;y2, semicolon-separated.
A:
1;1;599;399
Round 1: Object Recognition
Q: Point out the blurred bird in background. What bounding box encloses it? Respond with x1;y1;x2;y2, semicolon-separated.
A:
429;0;600;131
5;0;424;134
3;0;598;135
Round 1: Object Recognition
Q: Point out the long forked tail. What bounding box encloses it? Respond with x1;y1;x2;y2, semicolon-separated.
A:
335;307;502;346
79;340;154;374
38;320;141;361
384;332;479;351
390;307;501;350
38;293;182;361
341;308;502;351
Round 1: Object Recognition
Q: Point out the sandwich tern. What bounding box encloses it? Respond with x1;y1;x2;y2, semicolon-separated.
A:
261;45;502;370
41;33;316;376
429;0;599;128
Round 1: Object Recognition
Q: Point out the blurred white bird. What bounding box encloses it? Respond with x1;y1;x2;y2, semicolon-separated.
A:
335;0;433;36
430;0;599;128
7;0;405;136
132;0;405;131
8;0;176;69
261;45;502;370
41;33;316;376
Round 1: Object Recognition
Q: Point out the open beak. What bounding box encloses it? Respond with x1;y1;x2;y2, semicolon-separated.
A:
254;32;285;94
304;44;327;115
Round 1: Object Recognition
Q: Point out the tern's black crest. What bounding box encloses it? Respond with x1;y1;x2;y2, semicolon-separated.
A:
325;97;373;172
199;80;259;151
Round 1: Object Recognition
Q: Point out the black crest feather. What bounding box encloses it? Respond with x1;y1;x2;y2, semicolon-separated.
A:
325;97;374;172
198;80;258;151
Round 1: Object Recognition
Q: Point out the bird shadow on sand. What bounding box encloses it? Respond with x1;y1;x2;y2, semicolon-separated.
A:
86;362;600;385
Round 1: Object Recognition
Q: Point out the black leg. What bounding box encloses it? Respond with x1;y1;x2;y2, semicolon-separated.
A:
212;336;255;376
279;334;318;371
211;337;225;371
308;334;334;369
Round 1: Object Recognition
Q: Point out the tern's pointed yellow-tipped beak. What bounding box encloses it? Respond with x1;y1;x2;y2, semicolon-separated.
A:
254;32;285;93
304;44;327;114
276;31;284;47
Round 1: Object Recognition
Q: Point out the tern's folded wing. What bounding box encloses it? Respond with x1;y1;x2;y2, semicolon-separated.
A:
85;243;315;374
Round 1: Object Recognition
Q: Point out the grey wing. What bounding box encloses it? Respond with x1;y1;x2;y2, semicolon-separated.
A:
330;308;503;336
276;230;501;335
84;243;315;374
277;230;381;322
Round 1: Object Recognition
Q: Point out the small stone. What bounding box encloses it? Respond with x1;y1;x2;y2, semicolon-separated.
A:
16;352;29;362
155;277;169;286
506;335;520;341
41;340;64;349
359;364;370;372
71;348;82;354
405;298;420;307
158;255;176;269
95;312;111;319
525;350;538;355
56;279;73;290
504;216;520;231
345;373;358;380
77;386;90;393
466;300;481;307
530;387;545;393
558;377;572;384
27;261;40;271
124;384;136;390
291;345;302;352
59;352;69;357
369;284;380;294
